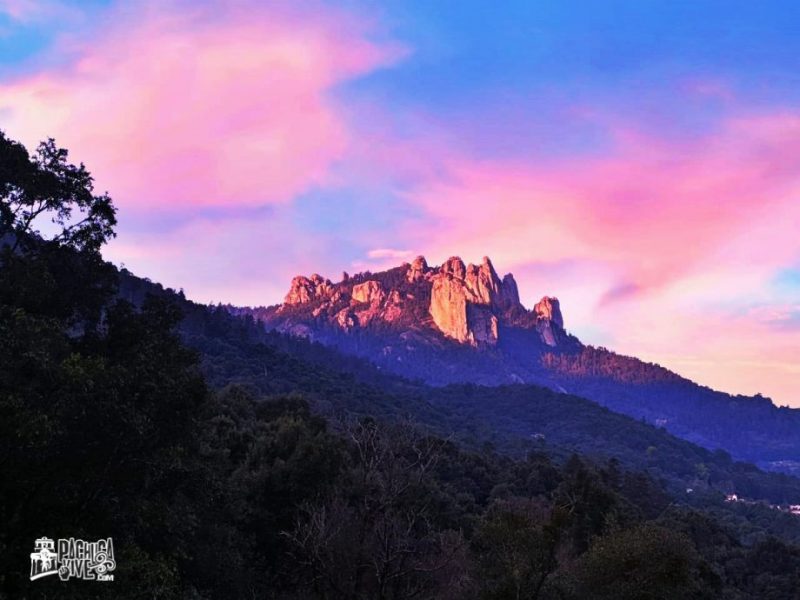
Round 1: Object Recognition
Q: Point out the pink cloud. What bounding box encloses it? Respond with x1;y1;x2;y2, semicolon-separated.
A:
403;112;800;296
366;248;415;260
0;1;403;211
370;109;800;405
607;289;800;406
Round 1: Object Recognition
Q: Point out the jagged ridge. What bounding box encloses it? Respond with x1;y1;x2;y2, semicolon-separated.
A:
277;255;566;348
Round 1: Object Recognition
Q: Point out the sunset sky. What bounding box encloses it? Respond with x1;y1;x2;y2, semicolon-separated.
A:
1;0;799;406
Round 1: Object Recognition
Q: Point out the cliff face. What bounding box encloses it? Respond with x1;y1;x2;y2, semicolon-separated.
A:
429;256;510;345
268;255;566;349
534;296;564;347
283;274;335;305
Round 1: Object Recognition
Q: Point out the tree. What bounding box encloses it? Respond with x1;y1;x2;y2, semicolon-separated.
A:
571;524;717;599
0;133;118;328
285;420;469;600
472;497;563;600
555;455;619;555
0;132;116;254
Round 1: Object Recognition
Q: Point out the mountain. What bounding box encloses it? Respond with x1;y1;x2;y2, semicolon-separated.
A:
228;255;800;472
118;268;800;511
272;255;572;350
227;255;579;381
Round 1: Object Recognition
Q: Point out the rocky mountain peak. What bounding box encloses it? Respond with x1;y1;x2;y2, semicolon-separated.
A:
533;296;564;347
407;255;429;282
534;296;563;329
352;280;385;304
427;255;544;346
501;273;520;307
282;273;336;306
274;256;566;348
441;256;467;279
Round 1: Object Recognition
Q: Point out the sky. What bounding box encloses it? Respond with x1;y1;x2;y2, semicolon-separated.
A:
1;0;799;406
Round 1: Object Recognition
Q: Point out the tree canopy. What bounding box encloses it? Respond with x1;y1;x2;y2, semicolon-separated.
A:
0;131;116;254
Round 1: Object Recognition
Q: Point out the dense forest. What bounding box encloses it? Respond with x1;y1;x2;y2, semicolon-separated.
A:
3;132;800;598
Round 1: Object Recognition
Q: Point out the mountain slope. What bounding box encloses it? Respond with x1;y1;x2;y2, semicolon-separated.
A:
115;267;800;508
227;255;800;471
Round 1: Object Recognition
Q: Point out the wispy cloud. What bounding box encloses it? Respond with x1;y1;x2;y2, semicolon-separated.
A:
0;0;404;211
367;248;415;260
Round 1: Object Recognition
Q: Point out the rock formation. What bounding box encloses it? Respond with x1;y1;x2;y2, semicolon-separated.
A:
533;296;564;347
407;255;429;282
271;255;566;348
429;256;510;345
351;280;385;304
283;274;334;306
500;273;520;308
534;296;563;328
430;270;471;342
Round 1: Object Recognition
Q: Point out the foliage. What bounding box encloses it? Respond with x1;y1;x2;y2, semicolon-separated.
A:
0;131;116;254
570;524;717;599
